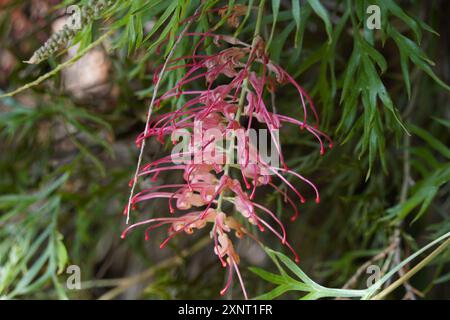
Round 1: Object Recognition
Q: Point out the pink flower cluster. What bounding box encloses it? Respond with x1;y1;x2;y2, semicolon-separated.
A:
122;32;332;299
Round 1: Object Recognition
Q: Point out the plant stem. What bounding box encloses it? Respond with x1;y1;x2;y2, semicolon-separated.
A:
126;8;201;224
371;237;450;300
0;30;113;99
216;0;265;212
363;231;450;299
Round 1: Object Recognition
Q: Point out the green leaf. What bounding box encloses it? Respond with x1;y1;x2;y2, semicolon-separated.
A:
340;48;360;104
410;124;450;159
388;165;450;222
382;0;422;42
249;267;286;285
433;117;450;129
143;0;178;43
358;37;387;73
267;249;317;286
234;0;254;36
306;0;332;43
270;21;295;62
267;0;280;49
56;233;69;275
389;26;449;90
292;0;301;45
399;48;411;98
300;291;322;300
252;284;297;300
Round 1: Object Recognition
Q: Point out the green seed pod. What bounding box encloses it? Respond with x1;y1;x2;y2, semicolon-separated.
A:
25;0;114;64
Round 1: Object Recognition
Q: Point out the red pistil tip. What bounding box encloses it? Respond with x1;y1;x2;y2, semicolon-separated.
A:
315;197;320;204
290;216;297;222
295;257;300;263
329;143;333;149
120;232;126;239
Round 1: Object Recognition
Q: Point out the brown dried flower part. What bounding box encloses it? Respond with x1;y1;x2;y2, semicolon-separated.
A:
218;5;248;28
25;0;114;65
204;47;249;82
253;35;266;59
266;61;289;84
224;215;247;239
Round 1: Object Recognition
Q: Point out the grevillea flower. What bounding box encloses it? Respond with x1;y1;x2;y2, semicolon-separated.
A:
122;25;332;299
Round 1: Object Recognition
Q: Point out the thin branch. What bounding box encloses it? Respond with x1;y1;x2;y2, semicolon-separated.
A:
0;30;113;98
372;237;450;300
125;7;201;224
342;242;396;290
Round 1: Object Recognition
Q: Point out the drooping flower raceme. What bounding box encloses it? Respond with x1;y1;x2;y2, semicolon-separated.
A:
122;31;332;299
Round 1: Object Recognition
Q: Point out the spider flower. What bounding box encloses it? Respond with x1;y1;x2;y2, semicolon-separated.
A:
122;31;331;299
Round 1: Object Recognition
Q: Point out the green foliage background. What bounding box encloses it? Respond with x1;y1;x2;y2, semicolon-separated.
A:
0;0;448;299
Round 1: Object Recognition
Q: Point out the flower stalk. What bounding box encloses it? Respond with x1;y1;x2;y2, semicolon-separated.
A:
123;1;332;299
